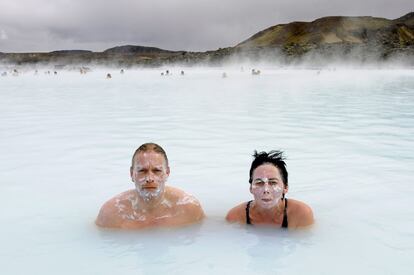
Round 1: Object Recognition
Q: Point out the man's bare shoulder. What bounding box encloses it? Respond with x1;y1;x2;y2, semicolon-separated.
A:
226;202;248;223
165;186;201;206
95;190;136;228
165;186;205;220
287;198;314;228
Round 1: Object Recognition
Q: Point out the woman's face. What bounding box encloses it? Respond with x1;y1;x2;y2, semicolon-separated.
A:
250;163;287;209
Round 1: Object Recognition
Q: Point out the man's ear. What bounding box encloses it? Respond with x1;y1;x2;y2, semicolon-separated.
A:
249;184;253;194
130;166;133;181
166;166;170;176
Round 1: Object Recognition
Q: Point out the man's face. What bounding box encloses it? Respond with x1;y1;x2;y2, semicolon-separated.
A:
130;151;170;202
250;163;288;209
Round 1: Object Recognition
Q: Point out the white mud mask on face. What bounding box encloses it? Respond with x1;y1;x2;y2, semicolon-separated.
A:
136;184;164;202
251;178;284;209
133;173;166;202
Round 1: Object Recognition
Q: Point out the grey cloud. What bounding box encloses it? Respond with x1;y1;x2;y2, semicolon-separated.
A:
0;0;413;52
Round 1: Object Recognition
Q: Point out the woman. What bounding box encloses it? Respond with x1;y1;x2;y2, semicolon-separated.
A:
226;150;314;228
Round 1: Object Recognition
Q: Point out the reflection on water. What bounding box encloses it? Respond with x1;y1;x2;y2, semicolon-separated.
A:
0;68;413;274
245;227;302;274
97;223;202;273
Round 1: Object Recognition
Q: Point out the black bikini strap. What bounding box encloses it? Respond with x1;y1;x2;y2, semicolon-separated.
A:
246;200;253;225
282;198;288;228
247;199;288;227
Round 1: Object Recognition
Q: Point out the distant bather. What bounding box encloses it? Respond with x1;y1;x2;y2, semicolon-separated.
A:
252;69;261;75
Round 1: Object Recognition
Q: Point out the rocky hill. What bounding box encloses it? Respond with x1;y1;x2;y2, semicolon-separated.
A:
234;12;414;63
237;13;414;48
103;45;177;54
1;12;413;67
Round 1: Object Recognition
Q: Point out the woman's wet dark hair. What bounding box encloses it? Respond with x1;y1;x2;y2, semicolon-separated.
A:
249;150;288;186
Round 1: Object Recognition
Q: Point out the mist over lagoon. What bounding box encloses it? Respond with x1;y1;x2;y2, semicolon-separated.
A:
2;11;414;70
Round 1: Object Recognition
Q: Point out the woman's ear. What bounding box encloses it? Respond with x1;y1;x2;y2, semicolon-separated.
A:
283;185;289;195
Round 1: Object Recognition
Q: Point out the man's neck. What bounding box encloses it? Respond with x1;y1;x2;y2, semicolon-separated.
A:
133;191;166;212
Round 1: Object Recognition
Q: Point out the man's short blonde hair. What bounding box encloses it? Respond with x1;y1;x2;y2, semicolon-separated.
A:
131;143;169;168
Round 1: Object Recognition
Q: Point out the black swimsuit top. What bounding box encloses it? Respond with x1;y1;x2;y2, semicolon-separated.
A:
246;198;288;228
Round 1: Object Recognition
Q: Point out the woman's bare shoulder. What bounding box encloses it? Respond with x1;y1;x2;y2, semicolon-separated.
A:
287;198;314;228
226;202;248;223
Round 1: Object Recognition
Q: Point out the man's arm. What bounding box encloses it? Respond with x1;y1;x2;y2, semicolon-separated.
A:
187;201;205;222
95;200;122;228
169;187;205;224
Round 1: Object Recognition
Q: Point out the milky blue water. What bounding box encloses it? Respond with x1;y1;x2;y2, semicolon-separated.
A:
1;68;413;274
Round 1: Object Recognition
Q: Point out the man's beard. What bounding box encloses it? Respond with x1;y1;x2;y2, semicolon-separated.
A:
136;184;165;202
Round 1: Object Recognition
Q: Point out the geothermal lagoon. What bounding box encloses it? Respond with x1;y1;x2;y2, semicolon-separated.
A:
1;67;413;274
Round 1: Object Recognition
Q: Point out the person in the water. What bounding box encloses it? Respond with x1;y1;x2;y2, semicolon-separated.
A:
226;150;314;228
96;143;205;229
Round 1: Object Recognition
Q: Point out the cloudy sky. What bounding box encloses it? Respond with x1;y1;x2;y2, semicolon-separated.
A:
0;0;413;52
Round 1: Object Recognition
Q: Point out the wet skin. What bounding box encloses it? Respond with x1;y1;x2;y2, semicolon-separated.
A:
96;151;205;229
226;163;314;228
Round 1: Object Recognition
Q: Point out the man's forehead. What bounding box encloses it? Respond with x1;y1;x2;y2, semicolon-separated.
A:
134;151;166;164
253;177;279;181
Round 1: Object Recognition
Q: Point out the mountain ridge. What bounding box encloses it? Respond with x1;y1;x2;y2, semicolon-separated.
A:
1;12;413;66
236;13;414;48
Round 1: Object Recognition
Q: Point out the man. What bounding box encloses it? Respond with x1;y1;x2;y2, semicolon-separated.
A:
96;143;205;229
226;150;314;228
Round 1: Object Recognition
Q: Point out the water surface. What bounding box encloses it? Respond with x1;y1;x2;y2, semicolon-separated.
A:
1;68;413;274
